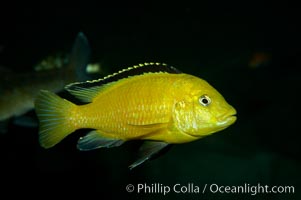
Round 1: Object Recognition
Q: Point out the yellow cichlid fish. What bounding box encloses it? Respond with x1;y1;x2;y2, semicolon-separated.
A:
35;63;237;169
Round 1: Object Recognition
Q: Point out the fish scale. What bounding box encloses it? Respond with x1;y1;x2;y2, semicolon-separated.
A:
75;73;175;139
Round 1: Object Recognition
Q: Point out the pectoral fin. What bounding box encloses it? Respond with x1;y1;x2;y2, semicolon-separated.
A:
127;122;168;130
129;141;170;170
77;130;124;151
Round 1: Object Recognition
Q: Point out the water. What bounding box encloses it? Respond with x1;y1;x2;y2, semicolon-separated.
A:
0;5;299;199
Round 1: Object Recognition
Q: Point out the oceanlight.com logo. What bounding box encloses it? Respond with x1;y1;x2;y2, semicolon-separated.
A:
125;183;295;196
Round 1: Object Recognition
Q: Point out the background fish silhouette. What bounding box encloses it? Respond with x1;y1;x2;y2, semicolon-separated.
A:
0;33;91;132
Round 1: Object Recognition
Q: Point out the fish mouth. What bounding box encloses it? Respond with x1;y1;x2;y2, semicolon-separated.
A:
180;109;237;138
217;109;237;128
183;110;237;138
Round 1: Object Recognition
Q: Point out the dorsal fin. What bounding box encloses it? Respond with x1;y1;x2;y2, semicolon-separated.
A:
65;62;181;103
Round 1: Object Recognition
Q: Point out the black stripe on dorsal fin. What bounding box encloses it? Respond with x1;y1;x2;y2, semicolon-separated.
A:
65;62;181;102
65;62;181;92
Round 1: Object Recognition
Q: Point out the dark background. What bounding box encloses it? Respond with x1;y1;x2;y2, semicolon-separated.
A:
0;3;300;199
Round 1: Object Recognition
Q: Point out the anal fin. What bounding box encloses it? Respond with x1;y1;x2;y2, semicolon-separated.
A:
77;130;124;151
129;141;170;170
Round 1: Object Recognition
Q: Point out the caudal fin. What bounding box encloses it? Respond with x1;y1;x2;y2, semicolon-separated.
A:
34;90;76;149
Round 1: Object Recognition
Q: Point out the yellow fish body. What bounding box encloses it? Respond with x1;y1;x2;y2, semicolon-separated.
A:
35;63;237;169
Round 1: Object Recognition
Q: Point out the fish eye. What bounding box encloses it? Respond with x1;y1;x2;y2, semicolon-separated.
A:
199;95;211;106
